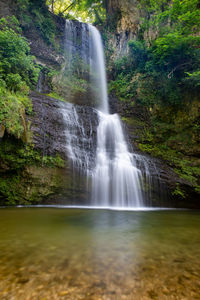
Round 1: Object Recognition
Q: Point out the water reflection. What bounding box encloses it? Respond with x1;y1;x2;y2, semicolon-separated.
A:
0;208;199;299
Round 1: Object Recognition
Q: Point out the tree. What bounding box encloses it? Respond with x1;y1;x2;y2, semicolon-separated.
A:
51;0;55;12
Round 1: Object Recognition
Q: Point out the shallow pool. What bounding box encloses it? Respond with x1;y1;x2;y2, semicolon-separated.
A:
0;208;199;299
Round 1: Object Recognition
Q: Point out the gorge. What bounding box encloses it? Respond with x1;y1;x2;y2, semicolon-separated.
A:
0;1;200;299
0;0;199;208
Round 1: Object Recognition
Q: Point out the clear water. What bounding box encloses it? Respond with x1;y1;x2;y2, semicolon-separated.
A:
0;208;200;299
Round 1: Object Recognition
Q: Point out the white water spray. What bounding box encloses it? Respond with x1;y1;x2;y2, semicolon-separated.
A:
62;20;160;207
89;25;109;113
88;25;144;207
92;112;143;206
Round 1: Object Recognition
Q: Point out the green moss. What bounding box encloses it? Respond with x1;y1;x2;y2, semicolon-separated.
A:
47;92;67;102
0;173;22;205
0;140;64;169
41;154;65;168
0;89;32;141
172;184;186;199
121;117;144;127
122;113;199;196
0;135;65;205
138;140;200;194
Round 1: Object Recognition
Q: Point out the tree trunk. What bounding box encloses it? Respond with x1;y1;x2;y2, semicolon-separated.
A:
107;0;120;14
51;0;54;13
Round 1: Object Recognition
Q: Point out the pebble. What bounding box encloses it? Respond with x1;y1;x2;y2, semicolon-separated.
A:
59;290;69;296
37;285;44;290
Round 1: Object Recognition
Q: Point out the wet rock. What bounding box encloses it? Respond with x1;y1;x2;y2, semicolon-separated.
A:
28;91;98;159
0;0;13;18
25;92;99;205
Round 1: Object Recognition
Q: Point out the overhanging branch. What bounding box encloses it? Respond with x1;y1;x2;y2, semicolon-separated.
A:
167;62;191;79
62;0;77;14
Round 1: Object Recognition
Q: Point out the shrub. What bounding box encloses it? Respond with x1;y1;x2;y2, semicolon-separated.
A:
0;17;40;90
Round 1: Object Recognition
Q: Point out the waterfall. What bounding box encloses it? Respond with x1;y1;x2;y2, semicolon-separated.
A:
89;25;109;113
65;20;89;70
62;20;161;207
92;112;143;206
87;25;144;207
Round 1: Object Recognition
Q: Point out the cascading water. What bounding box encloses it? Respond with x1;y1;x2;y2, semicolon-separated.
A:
88;25;144;207
89;25;109;113
92;112;143;206
62;20;161;207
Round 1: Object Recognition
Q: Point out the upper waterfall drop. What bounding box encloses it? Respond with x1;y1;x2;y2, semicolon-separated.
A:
88;25;109;113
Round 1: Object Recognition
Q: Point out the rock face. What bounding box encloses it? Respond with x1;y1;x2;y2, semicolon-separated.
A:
29;92;98;158
105;0;157;59
25;13;65;69
26;92;99;205
0;0;13;17
29;92;67;158
105;0;142;58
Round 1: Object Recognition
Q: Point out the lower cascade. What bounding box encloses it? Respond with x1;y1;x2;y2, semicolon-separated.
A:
92;112;143;207
62;20;159;207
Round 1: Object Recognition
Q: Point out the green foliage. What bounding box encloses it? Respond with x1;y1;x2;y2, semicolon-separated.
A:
139;0;200;35
109;73;137;102
110;0;200;108
15;0;57;46
0;88;32;139
152;33;200;72
42;154;65;167
135;116;200;194
0;173;22;205
47;92;66;102
0;16;40;140
128;40;148;72
185;71;200;87
172;184;186;199
0;137;65;170
138;139;200;194
0;138;65;205
111;34;200;106
0;17;40;90
53;72;88;100
31;8;56;45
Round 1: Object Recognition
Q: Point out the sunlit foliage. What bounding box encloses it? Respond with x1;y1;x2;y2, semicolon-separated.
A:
46;0;106;23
